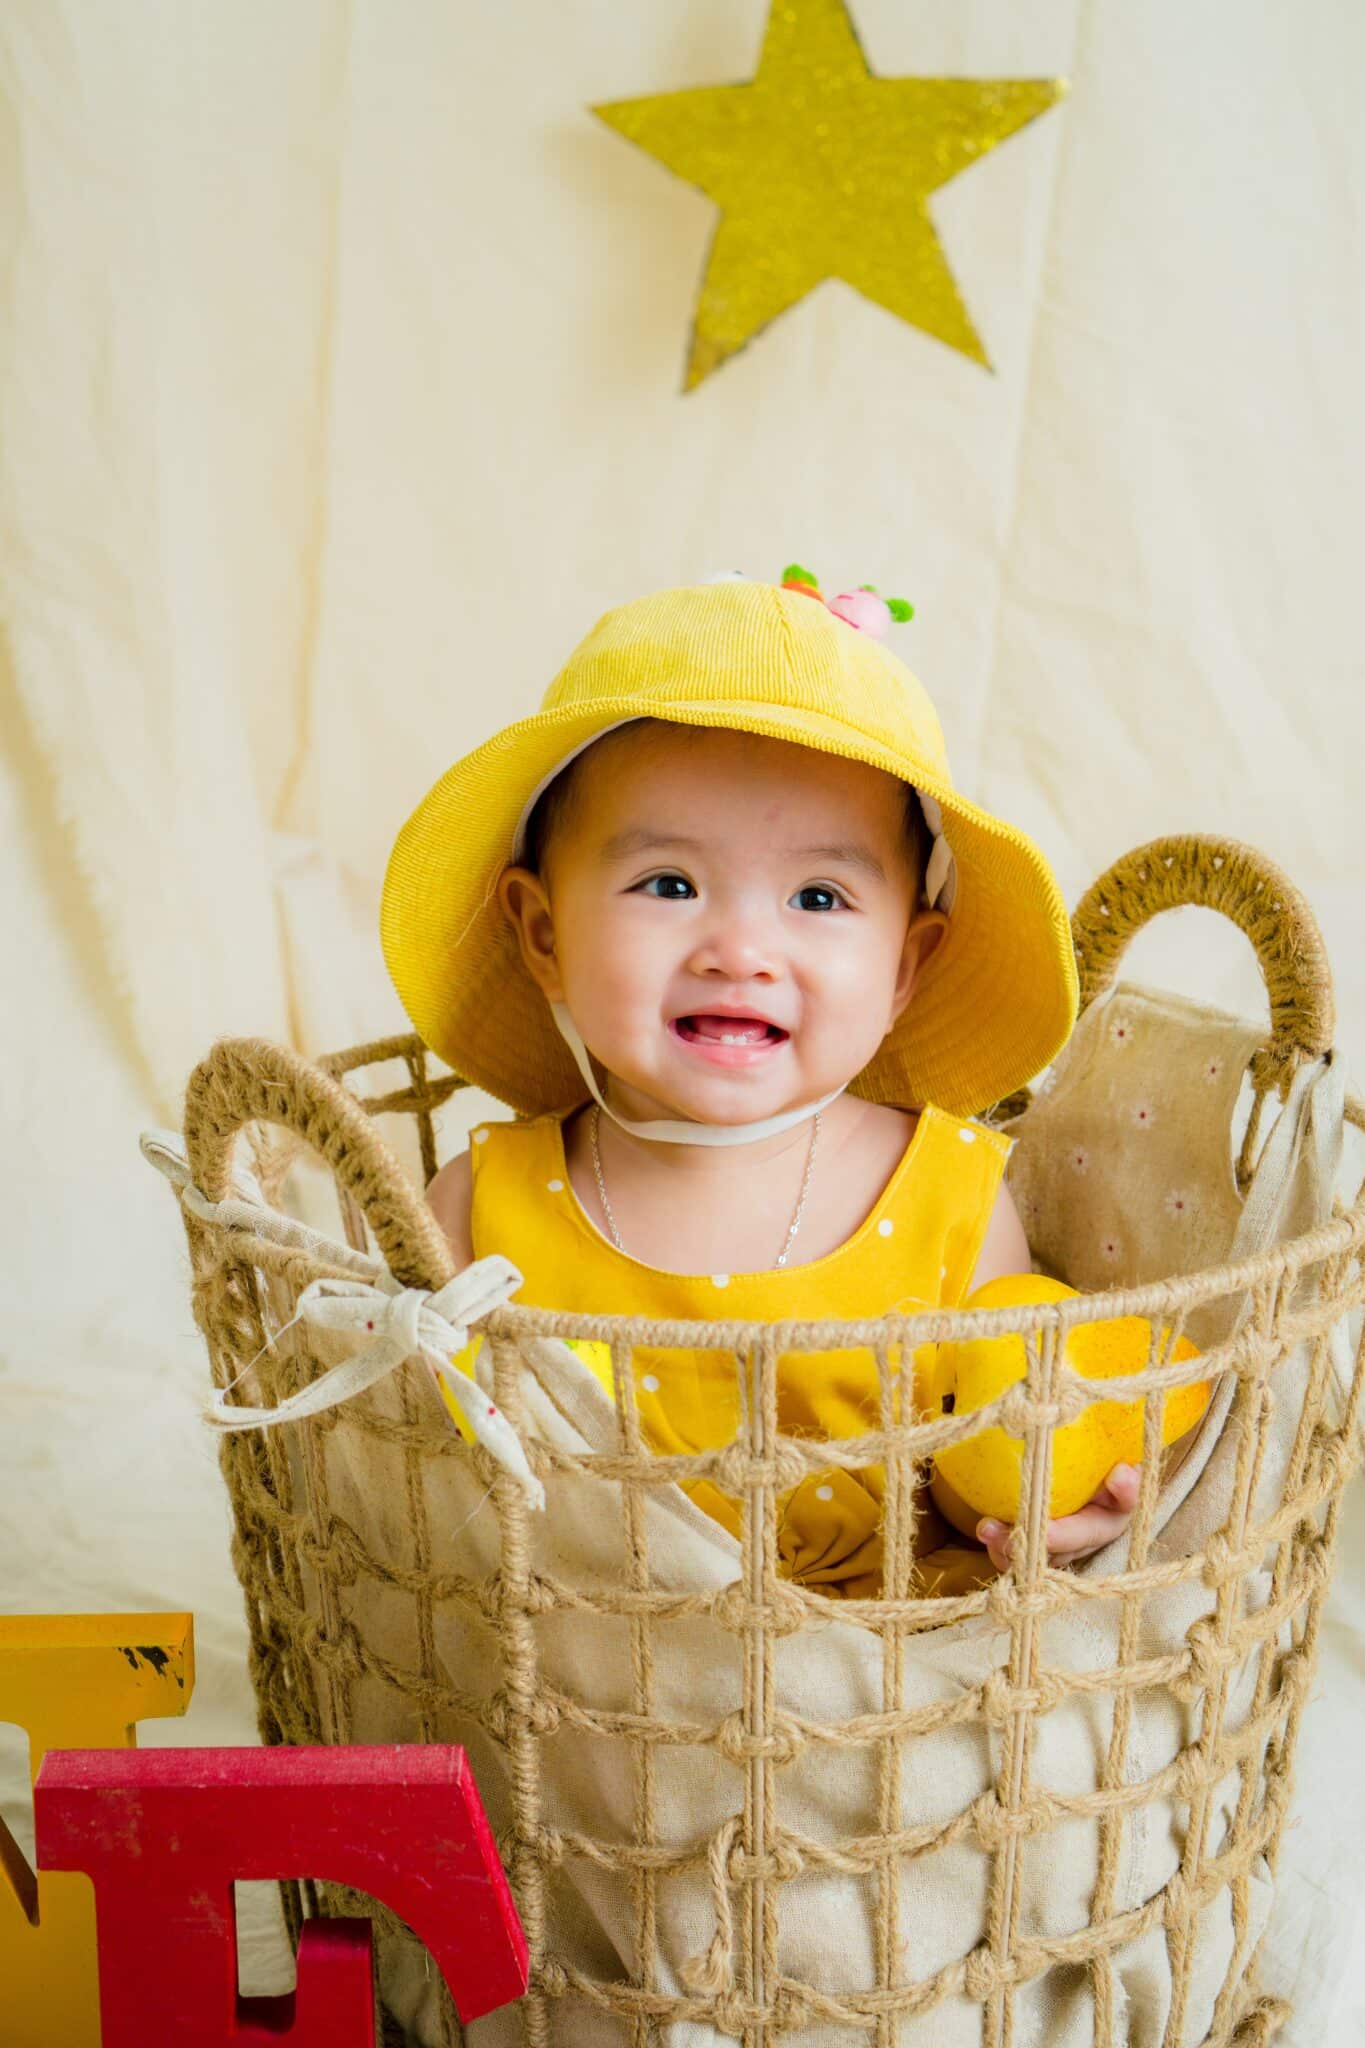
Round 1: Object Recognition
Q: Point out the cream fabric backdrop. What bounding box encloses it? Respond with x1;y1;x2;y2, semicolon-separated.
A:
0;0;1361;2035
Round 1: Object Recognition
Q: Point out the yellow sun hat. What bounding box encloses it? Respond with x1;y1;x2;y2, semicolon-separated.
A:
381;577;1078;1119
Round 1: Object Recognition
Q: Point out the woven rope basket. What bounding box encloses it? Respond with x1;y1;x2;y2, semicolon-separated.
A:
165;837;1365;2048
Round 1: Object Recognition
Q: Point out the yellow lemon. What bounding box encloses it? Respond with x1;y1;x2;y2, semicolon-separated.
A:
930;1273;1209;1528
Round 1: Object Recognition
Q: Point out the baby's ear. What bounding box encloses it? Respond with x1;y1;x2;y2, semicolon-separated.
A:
497;866;563;1001
892;908;948;1018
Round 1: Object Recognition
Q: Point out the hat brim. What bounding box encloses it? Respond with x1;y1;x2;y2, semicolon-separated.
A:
382;695;1077;1119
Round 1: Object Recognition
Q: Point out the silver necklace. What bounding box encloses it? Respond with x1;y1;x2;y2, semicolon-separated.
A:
589;1104;822;1269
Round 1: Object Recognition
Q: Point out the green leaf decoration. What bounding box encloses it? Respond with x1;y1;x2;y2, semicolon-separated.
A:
782;562;820;588
857;582;879;593
887;597;915;622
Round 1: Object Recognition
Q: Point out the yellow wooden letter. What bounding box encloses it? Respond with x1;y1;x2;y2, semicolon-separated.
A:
0;1612;194;2047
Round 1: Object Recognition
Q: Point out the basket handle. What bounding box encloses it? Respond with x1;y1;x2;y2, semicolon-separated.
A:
1070;834;1335;1092
182;1037;455;1292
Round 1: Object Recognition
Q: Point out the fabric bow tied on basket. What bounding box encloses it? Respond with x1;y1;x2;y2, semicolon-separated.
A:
204;1261;544;1509
141;1129;543;1508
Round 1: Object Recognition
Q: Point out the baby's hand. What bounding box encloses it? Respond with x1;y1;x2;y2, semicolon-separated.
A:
976;1462;1142;1573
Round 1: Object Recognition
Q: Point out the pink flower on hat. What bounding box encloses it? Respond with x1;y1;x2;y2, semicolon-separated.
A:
829;588;895;636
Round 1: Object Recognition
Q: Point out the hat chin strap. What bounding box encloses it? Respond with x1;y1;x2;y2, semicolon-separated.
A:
550;1002;846;1148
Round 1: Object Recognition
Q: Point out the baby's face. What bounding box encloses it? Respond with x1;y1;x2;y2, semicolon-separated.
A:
503;725;943;1127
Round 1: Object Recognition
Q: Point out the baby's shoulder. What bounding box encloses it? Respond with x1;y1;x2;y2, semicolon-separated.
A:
969;1177;1031;1290
427;1151;474;1264
427;1113;566;1264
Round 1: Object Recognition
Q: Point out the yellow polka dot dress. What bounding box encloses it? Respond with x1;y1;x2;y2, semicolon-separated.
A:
459;1106;1011;1598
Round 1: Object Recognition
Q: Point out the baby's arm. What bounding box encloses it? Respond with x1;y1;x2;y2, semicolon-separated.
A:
428;1152;475;1266
964;1180;1140;1570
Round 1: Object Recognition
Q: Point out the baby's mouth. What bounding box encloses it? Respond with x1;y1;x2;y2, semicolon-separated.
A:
671;1014;789;1048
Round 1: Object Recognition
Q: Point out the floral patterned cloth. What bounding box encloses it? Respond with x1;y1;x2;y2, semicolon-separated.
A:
1004;983;1268;1300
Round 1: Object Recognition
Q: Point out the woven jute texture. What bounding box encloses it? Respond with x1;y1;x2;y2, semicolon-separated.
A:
167;837;1365;2048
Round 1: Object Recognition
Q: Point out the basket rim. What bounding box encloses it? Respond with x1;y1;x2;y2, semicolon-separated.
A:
478;1187;1365;1354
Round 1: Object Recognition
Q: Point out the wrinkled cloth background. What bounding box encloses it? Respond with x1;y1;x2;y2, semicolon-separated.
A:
0;1;1361;2035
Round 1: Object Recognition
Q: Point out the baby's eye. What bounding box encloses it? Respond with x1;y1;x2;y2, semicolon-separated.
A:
637;872;696;901
792;883;846;913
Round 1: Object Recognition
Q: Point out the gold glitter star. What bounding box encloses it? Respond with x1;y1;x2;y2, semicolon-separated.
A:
593;0;1066;390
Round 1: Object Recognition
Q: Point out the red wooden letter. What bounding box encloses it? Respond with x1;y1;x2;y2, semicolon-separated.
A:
34;1745;527;2046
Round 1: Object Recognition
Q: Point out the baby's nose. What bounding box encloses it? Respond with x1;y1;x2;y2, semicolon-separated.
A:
686;920;780;980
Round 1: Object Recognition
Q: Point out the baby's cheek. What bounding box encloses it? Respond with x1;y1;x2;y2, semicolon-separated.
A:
812;959;903;1055
823;929;902;1008
561;952;656;1062
556;911;628;1003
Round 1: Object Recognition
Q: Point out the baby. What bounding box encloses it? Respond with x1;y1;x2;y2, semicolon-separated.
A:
381;575;1142;1588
